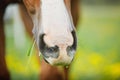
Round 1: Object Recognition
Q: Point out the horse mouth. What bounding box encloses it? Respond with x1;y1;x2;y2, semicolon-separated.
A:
43;56;73;66
44;58;70;66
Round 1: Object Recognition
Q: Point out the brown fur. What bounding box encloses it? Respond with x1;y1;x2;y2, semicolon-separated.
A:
0;8;10;80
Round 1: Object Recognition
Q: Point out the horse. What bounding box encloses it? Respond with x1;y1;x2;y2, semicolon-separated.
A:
0;0;79;80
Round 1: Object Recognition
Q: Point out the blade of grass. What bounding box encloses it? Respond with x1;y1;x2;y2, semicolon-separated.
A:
27;40;36;56
26;40;36;70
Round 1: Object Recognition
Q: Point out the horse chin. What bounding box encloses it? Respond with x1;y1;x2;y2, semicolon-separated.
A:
44;56;73;66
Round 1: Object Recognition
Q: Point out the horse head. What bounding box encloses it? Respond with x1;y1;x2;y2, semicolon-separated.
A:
23;0;77;66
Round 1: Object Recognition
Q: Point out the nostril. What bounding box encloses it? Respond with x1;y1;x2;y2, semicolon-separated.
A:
71;30;77;50
39;34;59;58
47;47;55;52
67;46;76;57
67;30;77;57
49;52;59;58
39;34;46;52
46;46;59;58
46;46;59;53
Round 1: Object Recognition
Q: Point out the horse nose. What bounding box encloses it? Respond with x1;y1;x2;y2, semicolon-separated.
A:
38;30;77;65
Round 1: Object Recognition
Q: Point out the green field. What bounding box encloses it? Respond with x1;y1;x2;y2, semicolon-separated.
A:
5;5;120;80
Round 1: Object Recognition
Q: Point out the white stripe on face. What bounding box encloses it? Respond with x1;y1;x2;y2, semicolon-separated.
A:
38;0;75;65
40;0;74;34
30;0;76;65
39;0;74;46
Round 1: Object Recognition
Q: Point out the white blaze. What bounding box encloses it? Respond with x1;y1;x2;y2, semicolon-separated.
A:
40;0;73;34
39;0;74;47
35;0;75;65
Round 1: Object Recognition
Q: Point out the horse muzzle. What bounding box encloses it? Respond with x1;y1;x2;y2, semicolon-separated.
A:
38;30;77;66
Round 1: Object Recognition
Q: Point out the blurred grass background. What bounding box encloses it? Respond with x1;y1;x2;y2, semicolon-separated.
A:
4;0;120;80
